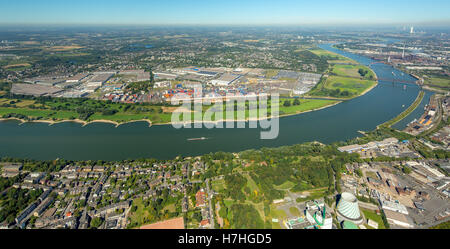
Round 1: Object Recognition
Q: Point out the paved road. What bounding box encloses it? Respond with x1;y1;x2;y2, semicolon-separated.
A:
205;179;215;229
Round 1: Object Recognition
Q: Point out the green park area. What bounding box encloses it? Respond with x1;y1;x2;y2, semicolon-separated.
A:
330;64;376;80
361;208;386;229
127;188;182;228
430;220;450;229
277;98;339;116
295;187;329;202
0;94;339;125
306;50;378;100
0;97;173;124
424;76;450;91
289;206;301;216
274;180;296;190
210;144;341;229
211;178;226;192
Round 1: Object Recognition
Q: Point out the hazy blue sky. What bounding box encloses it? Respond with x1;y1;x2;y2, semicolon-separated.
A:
1;0;449;25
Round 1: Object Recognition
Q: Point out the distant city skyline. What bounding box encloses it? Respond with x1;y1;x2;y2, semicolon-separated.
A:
1;0;449;26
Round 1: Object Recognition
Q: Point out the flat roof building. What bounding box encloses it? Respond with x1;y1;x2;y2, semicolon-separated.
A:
87;72;115;86
383;209;414;228
66;73;90;83
210;73;240;86
11;83;64;97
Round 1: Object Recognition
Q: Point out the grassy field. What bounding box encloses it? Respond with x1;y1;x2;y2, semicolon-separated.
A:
331;64;376;80
162;203;176;213
44;45;84;51
223;199;234;222
289;206;301;216
327;76;376;95
0;97;173;123
128;198;149;226
211;179;226;192
0;107;79;120
270;206;288;220
306;50;378;100
424;77;450;90
310;76;377;98
244;174;259;194
361;208;385;229
295;187;328;202
264;69;280;78
278;98;339;115
274;180;296;190
309;49;357;64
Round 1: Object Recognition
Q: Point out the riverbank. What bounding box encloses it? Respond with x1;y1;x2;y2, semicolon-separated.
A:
0;117;153;127
378;90;425;128
0;100;341;127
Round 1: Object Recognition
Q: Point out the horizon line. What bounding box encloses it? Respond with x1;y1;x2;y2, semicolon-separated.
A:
0;20;449;27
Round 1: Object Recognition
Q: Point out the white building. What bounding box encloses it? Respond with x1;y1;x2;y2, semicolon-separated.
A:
305;206;333;229
86;72;115;87
66;73;89;83
384;209;414;228
210;73;240;86
380;200;409;215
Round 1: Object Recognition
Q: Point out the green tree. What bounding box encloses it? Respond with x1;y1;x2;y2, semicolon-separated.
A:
90;217;103;229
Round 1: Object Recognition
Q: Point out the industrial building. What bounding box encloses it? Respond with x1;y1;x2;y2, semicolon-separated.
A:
66;73;90;83
210;73;241;86
284;217;314;229
380;200;409;215
86;72;115;87
338;137;399;153
25;77;66;87
11;83;64;97
305;201;333;229
119;70;150;82
383;209;414;228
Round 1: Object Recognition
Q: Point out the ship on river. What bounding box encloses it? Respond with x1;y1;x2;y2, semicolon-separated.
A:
187;137;208;141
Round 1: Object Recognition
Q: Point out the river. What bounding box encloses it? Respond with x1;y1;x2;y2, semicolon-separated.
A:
0;44;431;161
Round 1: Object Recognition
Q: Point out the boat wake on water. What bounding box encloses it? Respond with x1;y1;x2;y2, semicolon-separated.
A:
187;137;209;141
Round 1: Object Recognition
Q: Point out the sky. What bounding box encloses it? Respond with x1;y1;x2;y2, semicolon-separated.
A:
0;0;449;26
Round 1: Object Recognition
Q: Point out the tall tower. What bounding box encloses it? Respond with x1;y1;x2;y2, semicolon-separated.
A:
336;192;363;224
410;26;414;34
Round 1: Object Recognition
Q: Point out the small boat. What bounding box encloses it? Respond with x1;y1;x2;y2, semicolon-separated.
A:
402;104;405;108
187;137;208;141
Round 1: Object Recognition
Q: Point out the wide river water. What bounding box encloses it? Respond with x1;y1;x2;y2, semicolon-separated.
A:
0;44;432;161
